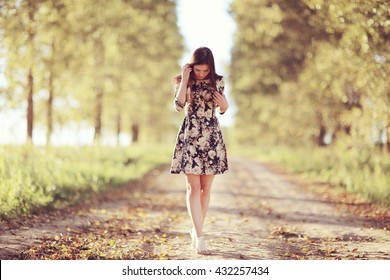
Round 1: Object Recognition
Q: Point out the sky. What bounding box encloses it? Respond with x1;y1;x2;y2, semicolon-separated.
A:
0;0;236;145
176;0;236;126
176;0;235;70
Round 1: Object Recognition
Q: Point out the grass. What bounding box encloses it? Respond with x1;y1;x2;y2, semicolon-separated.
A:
3;141;388;218
231;144;390;205
0;144;172;218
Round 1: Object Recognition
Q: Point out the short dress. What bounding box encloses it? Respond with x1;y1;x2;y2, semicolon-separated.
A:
170;77;228;175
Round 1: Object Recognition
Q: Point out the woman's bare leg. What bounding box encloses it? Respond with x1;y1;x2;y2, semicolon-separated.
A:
185;174;203;237
200;174;215;228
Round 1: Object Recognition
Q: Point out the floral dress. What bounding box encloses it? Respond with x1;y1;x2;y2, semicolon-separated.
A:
170;78;228;175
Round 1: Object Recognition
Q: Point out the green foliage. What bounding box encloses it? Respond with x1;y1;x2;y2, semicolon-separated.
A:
0;144;172;218
229;0;389;204
229;0;389;147
0;0;184;144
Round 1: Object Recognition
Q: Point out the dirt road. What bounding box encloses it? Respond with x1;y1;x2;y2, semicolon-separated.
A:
1;157;389;259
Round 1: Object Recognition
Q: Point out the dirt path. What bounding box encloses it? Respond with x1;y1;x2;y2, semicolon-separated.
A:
1;157;389;259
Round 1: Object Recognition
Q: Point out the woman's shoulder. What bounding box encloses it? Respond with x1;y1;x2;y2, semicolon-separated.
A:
215;75;225;93
216;76;224;86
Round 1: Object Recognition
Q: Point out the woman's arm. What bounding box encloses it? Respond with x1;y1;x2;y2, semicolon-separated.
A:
214;92;229;114
175;64;192;107
213;78;229;114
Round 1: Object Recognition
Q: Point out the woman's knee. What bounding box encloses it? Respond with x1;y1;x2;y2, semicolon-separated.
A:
186;175;201;196
200;175;214;194
187;182;201;195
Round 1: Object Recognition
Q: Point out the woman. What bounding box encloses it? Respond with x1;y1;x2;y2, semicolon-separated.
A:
170;47;229;255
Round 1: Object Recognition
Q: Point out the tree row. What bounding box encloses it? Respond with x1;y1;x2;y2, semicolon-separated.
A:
0;0;183;145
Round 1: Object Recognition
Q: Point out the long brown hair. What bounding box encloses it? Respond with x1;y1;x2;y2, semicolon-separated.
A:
173;47;222;91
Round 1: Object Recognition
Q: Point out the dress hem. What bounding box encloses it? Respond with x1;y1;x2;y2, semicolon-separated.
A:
170;170;228;175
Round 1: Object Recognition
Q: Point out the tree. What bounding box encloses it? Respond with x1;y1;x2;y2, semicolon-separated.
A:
0;0;184;146
229;0;389;151
0;0;41;144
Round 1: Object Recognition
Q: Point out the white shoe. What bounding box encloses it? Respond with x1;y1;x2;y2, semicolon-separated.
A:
195;237;210;255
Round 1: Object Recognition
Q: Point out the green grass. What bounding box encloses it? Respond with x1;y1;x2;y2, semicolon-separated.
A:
0;144;172;218
231;144;390;205
3;142;388;218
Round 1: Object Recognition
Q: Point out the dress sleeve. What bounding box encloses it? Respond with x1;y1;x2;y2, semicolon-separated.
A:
216;78;226;115
216;78;225;94
173;82;185;112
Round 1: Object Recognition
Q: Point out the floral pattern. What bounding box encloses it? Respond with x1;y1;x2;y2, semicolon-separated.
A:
170;78;228;175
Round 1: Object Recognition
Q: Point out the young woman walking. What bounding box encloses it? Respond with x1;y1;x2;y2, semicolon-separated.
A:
170;47;229;255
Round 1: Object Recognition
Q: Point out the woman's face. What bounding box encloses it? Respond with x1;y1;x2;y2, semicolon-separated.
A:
193;64;210;80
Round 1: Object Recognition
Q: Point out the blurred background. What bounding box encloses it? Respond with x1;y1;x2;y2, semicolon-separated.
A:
1;0;389;149
0;0;236;146
0;0;389;217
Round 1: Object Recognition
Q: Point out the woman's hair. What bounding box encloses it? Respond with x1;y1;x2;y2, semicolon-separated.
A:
173;47;222;91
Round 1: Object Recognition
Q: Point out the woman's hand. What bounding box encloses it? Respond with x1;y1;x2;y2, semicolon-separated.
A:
175;64;192;107
213;91;229;113
181;63;192;82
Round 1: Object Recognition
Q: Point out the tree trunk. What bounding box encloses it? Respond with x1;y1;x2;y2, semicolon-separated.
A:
93;39;105;145
385;125;390;154
46;38;55;146
94;87;103;144
131;122;139;143
27;68;34;144
46;68;54;146
26;0;36;145
116;111;121;146
316;124;327;146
